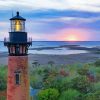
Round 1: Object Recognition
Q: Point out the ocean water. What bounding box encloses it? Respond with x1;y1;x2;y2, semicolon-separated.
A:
0;41;100;55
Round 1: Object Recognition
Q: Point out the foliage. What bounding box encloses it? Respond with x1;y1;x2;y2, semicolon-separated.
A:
72;76;92;93
59;89;81;100
0;96;6;100
42;67;58;89
30;74;43;89
43;77;72;93
38;88;59;100
94;59;100;67
30;62;100;99
60;69;69;76
94;82;100;91
77;67;89;76
0;61;100;100
94;90;100;99
85;90;100;100
85;93;96;100
0;66;7;91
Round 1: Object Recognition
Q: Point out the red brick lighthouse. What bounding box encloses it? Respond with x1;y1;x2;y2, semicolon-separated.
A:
4;12;32;100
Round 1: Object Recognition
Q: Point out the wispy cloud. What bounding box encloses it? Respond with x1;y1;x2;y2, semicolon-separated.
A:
0;0;100;12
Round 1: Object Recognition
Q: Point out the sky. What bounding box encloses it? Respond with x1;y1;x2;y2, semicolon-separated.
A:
0;0;100;41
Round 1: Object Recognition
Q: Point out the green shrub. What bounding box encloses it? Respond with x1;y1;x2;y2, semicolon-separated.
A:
38;88;59;100
85;93;96;100
0;79;7;91
0;96;6;100
59;89;81;100
54;78;71;92
43;69;58;89
0;66;7;91
77;68;89;76
94;60;100;67
94;90;100;99
85;91;100;100
72;76;92;93
30;75;43;89
94;82;100;91
51;78;72;93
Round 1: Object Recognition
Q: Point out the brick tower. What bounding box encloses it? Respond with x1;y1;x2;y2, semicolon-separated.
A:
4;12;32;100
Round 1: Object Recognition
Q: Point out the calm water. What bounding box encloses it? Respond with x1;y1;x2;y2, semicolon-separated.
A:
0;41;100;55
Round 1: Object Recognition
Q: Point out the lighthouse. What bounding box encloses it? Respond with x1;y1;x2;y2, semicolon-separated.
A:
4;12;32;100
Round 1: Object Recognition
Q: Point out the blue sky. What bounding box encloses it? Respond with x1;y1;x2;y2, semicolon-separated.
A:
0;0;100;41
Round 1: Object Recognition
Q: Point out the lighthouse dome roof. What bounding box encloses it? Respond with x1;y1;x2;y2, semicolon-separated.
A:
10;11;26;21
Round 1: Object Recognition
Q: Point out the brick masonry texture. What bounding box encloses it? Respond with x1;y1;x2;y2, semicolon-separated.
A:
7;56;29;100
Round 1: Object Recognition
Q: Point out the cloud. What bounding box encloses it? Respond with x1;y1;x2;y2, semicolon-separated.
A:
0;4;100;41
27;28;98;41
0;0;100;12
28;28;99;41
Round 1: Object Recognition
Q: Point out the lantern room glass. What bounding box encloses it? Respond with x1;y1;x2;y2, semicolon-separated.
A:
11;20;25;32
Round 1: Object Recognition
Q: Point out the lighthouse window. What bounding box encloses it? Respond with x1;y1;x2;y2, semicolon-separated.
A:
15;20;22;32
15;73;21;85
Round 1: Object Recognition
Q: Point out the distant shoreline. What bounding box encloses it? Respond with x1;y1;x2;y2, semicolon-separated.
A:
29;44;100;51
0;43;100;66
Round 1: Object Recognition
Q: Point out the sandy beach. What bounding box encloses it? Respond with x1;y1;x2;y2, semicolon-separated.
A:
0;52;100;66
0;44;100;66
